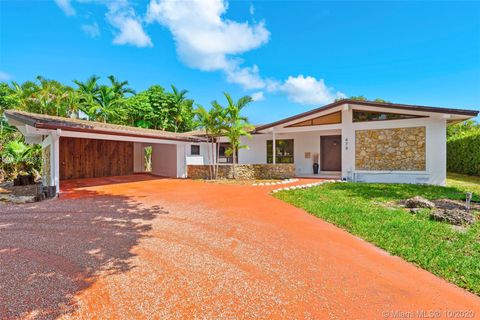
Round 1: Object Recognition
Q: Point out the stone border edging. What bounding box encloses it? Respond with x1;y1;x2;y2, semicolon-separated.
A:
271;179;345;193
252;178;299;187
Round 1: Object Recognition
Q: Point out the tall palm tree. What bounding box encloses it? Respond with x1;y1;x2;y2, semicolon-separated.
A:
73;75;100;119
63;87;81;118
94;85;124;123
214;93;254;179
195;105;216;179
108;75;135;97
171;85;190;132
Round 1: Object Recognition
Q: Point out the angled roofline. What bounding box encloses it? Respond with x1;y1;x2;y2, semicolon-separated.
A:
4;110;208;143
254;99;479;132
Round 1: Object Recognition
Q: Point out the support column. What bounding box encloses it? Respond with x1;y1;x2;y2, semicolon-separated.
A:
51;130;60;194
341;104;354;181
272;130;276;164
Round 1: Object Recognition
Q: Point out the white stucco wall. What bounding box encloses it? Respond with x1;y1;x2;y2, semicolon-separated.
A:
133;142;147;173
344;105;447;185
237;130;341;176
151;144;178;177
235;103;448;185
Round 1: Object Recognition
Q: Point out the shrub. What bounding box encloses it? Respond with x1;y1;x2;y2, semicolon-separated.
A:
447;129;480;176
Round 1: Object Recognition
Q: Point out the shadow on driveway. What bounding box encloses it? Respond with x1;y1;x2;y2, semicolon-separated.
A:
0;190;165;320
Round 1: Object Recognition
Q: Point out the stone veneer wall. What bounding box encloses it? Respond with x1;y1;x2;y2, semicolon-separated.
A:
188;164;296;180
355;126;426;171
42;146;51;186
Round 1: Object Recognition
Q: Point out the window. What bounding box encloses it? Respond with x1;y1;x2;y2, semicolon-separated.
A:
353;110;426;122
267;139;294;163
191;145;200;155
217;143;236;163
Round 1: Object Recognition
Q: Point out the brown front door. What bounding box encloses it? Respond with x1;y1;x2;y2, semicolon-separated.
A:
320;135;342;171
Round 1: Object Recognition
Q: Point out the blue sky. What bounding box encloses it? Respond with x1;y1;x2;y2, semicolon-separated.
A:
0;0;479;124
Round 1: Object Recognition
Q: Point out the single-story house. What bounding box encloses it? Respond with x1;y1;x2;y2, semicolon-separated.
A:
5;99;478;194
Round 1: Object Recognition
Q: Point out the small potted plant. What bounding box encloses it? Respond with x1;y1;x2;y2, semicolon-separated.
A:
312;153;319;174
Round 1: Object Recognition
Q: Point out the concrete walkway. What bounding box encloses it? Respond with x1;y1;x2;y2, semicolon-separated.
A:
1;175;479;319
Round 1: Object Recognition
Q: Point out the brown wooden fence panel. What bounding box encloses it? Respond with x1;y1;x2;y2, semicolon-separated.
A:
60;137;133;180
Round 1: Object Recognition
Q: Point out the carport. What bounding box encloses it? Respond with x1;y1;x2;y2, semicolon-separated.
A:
5;110;208;195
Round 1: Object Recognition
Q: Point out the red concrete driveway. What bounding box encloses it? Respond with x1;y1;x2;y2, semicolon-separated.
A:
1;175;479;319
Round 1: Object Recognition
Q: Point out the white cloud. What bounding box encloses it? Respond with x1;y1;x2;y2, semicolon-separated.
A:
250;91;264;102
278;75;345;105
107;10;153;47
81;22;100;38
56;0;152;47
54;0;347;105
225;64;265;90
0;71;11;81
54;0;76;16
146;0;269;88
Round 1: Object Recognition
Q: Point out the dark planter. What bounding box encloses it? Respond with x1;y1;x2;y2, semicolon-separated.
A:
43;186;57;199
14;174;35;186
313;163;319;174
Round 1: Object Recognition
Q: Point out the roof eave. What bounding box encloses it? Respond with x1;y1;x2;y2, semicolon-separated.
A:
5;111;207;143
254;100;479;132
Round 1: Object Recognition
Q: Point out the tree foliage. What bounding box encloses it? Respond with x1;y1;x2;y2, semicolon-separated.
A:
215;93;254;178
447;120;480;176
0;75;198;181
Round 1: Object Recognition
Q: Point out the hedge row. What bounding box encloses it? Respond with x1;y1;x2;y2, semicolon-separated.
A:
447;131;480;176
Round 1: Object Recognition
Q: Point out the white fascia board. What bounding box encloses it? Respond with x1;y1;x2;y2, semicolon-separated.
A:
58;129;194;145
273;123;342;133
349;103;471;118
255;105;344;133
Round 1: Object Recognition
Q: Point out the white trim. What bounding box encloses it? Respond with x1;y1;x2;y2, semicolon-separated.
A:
58;130;191;145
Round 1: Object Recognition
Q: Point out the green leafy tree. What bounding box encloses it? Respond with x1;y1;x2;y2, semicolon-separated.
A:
447;120;480;139
0;83;20;113
125;85;196;132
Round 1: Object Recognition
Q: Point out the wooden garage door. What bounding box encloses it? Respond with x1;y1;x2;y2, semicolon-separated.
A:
60;137;133;180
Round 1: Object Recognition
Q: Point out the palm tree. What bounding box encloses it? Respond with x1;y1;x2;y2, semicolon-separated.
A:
214;93;254;179
74;75;100;118
195;105;216;179
94;85;124;123
108;75;135;97
171;85;189;132
63;87;81;118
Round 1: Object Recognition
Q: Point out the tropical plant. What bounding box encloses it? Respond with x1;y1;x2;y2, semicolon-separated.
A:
74;75;100;118
215;93;254;178
107;75;135;97
93;85;125;123
194;104;225;179
1;140;40;178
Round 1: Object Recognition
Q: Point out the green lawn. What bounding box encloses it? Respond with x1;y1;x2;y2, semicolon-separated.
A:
447;172;480;196
274;173;480;295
